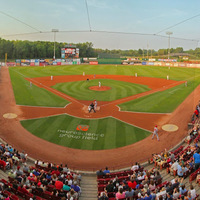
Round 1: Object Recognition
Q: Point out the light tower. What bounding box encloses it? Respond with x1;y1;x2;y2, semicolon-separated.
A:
166;32;173;60
52;29;59;60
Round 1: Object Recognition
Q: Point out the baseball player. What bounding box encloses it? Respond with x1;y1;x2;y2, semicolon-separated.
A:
94;100;97;110
89;102;96;113
152;125;159;141
99;81;101;88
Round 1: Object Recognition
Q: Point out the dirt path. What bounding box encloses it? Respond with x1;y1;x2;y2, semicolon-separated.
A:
0;67;199;171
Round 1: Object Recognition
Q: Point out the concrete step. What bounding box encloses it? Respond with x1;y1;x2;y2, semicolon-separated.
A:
81;185;97;189
79;197;97;200
80;174;98;200
81;180;97;184
80;194;98;198
81;189;97;194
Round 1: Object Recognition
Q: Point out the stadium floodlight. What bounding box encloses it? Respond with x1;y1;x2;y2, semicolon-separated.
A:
166;32;173;60
52;29;59;60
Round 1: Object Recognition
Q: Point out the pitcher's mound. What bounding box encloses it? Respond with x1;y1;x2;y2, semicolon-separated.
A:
89;86;111;91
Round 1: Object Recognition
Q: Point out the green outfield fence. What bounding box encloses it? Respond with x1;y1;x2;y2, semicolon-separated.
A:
97;58;122;64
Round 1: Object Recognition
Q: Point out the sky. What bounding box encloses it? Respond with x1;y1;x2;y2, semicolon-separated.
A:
0;0;200;50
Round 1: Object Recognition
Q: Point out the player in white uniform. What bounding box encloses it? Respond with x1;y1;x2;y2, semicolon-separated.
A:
152;125;159;141
94;100;97;110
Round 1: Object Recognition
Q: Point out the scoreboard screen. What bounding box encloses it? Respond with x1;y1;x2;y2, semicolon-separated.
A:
61;48;79;59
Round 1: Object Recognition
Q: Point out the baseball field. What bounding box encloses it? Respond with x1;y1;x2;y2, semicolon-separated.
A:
8;64;200;152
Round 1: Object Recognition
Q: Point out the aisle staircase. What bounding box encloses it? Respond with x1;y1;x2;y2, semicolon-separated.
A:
79;173;97;200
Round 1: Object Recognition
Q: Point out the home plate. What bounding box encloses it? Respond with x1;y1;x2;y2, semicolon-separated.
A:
162;124;178;132
3;113;18;119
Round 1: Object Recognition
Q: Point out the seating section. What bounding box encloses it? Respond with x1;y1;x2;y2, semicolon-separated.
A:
97;102;200;200
0;142;81;200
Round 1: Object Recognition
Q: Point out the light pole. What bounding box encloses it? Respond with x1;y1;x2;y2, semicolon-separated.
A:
166;32;173;60
52;29;59;60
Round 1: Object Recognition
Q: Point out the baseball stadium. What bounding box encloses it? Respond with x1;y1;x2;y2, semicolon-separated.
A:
0;1;200;199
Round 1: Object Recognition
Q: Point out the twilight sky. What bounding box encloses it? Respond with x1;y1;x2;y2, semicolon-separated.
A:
0;0;200;50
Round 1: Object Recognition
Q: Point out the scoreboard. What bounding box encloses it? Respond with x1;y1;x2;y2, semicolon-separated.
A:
61;47;79;59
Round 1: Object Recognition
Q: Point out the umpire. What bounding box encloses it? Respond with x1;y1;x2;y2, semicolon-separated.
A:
89;102;96;113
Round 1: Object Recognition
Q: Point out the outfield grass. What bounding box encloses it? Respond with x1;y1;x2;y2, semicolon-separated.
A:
9;68;70;107
20;114;151;150
52;79;150;101
119;81;197;113
9;65;200;110
12;64;200;81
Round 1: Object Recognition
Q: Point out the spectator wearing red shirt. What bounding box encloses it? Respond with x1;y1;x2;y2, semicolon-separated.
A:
55;179;63;190
194;109;199;119
51;169;60;177
0;159;6;170
66;171;73;180
128;179;137;189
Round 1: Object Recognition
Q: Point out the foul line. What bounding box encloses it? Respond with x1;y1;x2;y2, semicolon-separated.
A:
116;105;171;115
101;81;185;107
10;68;86;107
17;102;71;109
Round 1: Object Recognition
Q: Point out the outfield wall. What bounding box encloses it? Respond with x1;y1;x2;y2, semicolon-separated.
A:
140;61;200;68
14;58;81;66
2;60;200;68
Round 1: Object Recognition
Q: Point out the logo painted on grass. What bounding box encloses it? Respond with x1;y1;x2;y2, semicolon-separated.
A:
57;129;104;141
76;125;89;131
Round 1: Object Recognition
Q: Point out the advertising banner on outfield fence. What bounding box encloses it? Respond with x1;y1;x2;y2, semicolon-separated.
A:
66;59;73;65
173;63;179;67
149;58;156;62
56;59;61;65
35;59;39;66
7;62;16;66
53;61;57;65
21;59;30;66
154;62;162;66
142;62;146;65
147;62;154;65
89;61;98;65
16;59;21;66
179;63;186;67
76;59;81;64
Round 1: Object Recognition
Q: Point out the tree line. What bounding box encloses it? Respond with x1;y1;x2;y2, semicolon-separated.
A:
0;38;200;60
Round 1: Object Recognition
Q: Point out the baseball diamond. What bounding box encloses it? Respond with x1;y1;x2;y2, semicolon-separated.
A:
0;64;199;170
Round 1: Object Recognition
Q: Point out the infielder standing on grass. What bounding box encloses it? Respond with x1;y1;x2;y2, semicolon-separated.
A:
152;125;159;141
99;81;101;88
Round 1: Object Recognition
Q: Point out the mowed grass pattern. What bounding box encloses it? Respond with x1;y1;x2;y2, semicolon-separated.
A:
20;115;151;150
119;81;197;113
52;79;150;101
9;65;200;108
9;68;69;107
